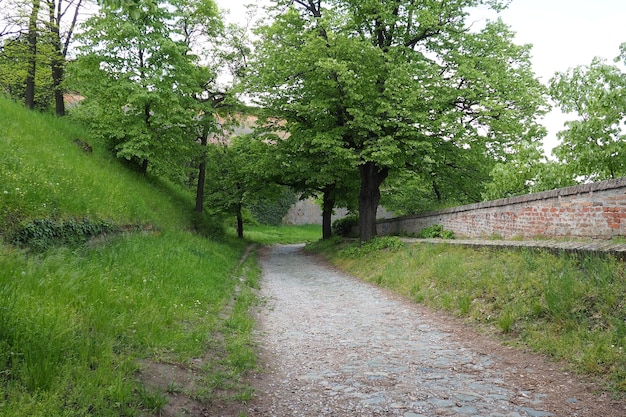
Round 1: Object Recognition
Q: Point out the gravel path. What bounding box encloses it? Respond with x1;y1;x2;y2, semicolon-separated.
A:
245;244;625;417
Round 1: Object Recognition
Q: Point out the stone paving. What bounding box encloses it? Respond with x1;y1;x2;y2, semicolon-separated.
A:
245;244;622;417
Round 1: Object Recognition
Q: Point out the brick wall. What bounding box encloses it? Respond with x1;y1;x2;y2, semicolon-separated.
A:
377;178;626;239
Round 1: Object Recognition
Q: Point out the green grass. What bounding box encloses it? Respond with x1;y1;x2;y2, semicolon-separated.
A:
239;224;322;244
0;96;194;237
0;232;253;416
313;238;626;394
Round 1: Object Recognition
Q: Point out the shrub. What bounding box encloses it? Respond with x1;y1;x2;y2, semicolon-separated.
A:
416;224;455;239
332;215;359;237
9;218;114;251
247;187;297;226
340;236;405;257
191;211;225;240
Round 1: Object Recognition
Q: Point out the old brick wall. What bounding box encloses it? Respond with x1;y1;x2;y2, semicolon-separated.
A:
377;178;626;239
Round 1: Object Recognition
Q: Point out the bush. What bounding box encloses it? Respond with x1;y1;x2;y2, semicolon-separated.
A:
247;187;297;226
332;215;359;237
416;224;455;239
191;211;225;239
9;218;115;251
340;236;405;257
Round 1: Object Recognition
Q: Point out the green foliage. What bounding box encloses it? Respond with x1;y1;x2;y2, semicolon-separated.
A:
247;186;297;226
416;224;455;239
9;218;114;252
340;236;405;257
381;170;460;215
331;215;359;237
550;52;626;181
0;37;54;110
482;138;577;200
68;0;222;181
319;243;626;393
203;135;295;235
191;211;225;240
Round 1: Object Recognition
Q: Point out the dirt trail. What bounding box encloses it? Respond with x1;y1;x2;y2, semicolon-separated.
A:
245;244;625;417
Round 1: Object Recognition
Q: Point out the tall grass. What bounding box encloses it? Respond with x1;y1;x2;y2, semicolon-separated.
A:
0;232;251;416
315;238;626;393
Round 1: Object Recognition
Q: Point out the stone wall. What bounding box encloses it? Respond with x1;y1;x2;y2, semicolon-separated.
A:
377;178;626;239
282;199;350;225
283;199;395;225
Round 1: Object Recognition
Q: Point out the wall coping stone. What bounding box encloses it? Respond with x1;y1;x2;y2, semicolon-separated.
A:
401;237;626;260
378;177;626;224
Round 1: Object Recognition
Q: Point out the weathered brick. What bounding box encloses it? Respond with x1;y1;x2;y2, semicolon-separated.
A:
376;178;626;239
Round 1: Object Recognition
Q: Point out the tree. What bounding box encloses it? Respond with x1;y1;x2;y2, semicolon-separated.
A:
0;33;54;107
44;0;86;116
173;0;226;213
550;47;626;181
245;5;361;240
24;0;40;108
482;140;575;200
204;133;286;239
70;0;211;176
252;121;359;239
0;0;87;112
248;0;548;242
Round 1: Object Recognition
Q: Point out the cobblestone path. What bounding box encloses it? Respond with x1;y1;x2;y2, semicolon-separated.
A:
246;244;624;417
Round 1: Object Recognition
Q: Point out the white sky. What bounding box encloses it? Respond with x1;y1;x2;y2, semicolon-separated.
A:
215;0;626;156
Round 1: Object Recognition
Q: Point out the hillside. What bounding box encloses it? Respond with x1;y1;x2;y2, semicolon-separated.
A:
0;96;201;240
0;97;255;416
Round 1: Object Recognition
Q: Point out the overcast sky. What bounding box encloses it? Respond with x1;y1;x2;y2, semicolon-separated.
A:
215;0;626;155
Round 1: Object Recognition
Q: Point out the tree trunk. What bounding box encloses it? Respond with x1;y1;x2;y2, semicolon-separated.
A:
321;186;336;240
236;203;244;239
358;162;389;243
195;134;208;213
47;0;64;116
51;56;65;116
25;0;40;109
139;102;151;175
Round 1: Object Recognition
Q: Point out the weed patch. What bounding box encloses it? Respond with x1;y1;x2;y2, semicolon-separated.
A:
415;224;456;239
339;236;405;257
0;232;249;416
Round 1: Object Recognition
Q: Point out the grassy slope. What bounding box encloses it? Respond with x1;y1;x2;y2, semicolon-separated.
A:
0;97;255;416
0;96;192;234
